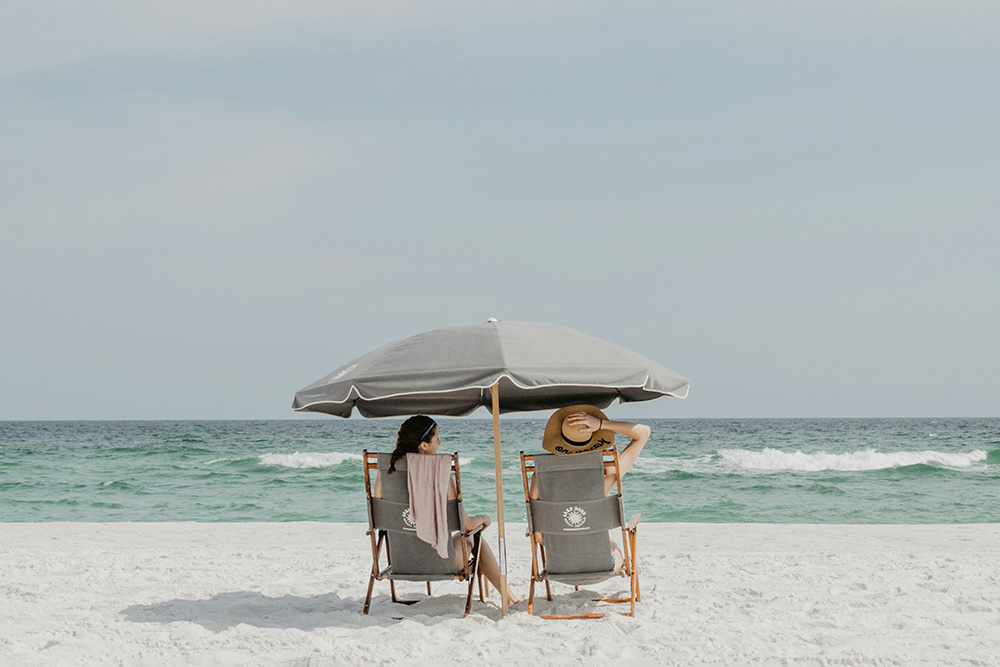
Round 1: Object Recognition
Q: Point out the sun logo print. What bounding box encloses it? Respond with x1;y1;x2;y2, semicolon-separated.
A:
401;508;416;529
562;506;587;528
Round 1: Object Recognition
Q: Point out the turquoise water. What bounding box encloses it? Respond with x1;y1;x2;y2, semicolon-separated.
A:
1;419;998;523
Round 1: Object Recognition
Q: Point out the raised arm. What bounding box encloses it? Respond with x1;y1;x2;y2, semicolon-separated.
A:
563;413;651;495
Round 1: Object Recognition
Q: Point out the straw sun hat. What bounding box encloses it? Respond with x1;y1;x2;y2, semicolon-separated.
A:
541;404;615;455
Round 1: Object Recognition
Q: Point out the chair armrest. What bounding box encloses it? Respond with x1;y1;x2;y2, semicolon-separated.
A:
465;521;488;537
626;513;641;532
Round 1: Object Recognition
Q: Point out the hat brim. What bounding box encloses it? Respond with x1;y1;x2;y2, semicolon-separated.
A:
541;404;616;455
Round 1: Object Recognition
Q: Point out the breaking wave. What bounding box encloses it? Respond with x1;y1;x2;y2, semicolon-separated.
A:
718;448;988;472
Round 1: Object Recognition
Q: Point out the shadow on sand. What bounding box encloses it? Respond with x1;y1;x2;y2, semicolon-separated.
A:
121;590;505;631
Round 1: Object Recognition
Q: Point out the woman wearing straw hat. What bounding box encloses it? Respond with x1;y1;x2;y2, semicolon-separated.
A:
537;405;651;496
531;405;651;571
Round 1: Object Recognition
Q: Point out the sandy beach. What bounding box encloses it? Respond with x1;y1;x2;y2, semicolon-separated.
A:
2;522;999;666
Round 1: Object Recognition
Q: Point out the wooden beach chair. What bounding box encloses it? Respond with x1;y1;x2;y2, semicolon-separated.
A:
362;450;488;617
519;447;640;619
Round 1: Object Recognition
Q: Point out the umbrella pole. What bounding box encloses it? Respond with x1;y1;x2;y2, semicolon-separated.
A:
491;383;508;616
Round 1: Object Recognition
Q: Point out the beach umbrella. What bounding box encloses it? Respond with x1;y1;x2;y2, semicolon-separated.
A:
292;319;690;614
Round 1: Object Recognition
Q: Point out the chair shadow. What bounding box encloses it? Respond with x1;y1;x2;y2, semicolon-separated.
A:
528;583;636;617
121;589;502;631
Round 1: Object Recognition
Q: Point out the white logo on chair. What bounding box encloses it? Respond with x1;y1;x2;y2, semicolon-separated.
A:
562;506;588;530
401;508;416;531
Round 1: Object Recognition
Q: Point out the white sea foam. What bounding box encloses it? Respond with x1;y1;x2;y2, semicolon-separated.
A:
257;452;363;468
255;452;473;469
718;448;988;472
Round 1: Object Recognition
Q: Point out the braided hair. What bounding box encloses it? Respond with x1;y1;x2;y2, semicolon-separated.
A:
387;415;437;474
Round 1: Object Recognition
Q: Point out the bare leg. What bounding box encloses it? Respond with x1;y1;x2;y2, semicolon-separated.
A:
477;541;519;605
454;534;519;604
611;540;624;574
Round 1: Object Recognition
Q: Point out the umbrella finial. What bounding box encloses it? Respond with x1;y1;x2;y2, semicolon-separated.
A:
486;318;499;323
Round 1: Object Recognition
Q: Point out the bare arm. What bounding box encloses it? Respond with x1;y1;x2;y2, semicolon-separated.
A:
563;413;651;495
451;478;490;531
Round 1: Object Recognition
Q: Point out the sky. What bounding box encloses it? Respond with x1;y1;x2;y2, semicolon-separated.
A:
1;1;998;420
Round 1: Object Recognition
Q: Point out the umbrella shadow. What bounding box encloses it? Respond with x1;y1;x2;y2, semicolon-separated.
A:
121;591;502;631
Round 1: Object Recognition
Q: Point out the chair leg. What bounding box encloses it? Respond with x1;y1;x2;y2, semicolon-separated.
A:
465;576;476;617
631;529;640;602
630;571;637;617
539;543;553;601
365;530;385;615
386;581;419;607
363;573;376;615
427;582;432;596
528;577;536;615
465;532;484;617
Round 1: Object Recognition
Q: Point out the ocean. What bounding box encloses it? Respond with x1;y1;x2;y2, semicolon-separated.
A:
1;418;998;524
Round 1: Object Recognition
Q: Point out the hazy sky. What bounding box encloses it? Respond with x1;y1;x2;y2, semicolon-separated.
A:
2;1;998;420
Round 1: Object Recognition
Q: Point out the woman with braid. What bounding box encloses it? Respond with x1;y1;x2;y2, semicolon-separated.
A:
373;415;519;604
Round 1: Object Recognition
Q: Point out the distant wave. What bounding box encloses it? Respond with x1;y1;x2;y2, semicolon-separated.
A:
257;452;362;469
718;448;989;472
259;452;474;469
206;452;473;469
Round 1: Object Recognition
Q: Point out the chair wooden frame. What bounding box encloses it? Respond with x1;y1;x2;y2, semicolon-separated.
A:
362;450;489;617
520;446;640;619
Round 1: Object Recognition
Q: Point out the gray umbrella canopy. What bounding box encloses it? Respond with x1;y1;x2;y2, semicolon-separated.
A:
292;320;690;418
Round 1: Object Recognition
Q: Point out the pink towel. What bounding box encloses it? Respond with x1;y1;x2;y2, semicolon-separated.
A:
406;453;452;559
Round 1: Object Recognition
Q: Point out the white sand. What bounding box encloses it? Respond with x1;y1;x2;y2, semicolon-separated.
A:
2;523;1000;666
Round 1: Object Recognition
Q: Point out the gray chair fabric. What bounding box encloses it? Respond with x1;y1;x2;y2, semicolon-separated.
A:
372;453;463;580
363;450;486;617
528;451;624;586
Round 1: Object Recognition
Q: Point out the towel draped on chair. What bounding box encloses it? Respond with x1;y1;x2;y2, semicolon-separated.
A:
405;453;453;558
